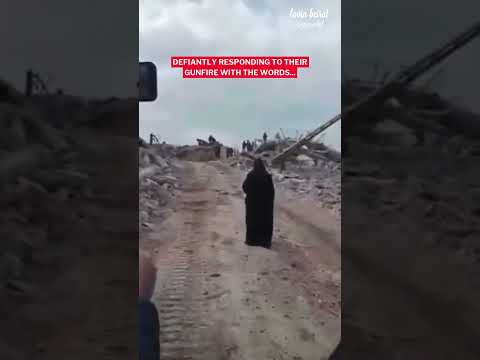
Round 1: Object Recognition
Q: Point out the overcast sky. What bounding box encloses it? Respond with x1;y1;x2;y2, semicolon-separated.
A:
139;0;342;149
0;1;477;148
0;1;137;99
342;1;479;113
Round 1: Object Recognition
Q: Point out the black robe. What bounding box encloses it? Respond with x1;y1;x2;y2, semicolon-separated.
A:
242;169;275;249
139;300;160;360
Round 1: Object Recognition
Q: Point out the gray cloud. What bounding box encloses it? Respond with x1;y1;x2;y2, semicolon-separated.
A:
0;1;137;98
343;1;480;112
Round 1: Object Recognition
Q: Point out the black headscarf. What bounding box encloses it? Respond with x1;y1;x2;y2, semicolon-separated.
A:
253;158;267;174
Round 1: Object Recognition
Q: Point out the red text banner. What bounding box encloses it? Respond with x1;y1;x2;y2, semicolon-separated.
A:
171;56;309;78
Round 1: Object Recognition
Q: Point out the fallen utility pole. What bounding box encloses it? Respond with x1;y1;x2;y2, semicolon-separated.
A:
272;114;341;165
272;20;480;166
344;20;480;126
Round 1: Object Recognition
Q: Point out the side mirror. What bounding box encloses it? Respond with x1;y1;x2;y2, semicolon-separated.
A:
139;62;157;102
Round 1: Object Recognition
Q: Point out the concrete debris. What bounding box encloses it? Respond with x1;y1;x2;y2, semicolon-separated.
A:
139;144;179;232
272;159;341;217
235;134;341;217
340;64;480;359
177;145;219;162
271;120;341;167
1;74;139;358
344;76;480;259
0;76;137;289
138;130;342;224
176;137;235;162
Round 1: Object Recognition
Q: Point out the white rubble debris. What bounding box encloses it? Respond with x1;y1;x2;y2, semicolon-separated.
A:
235;136;341;217
271;158;341;217
139;144;179;232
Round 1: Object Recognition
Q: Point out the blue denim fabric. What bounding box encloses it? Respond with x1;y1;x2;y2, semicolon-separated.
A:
139;299;160;360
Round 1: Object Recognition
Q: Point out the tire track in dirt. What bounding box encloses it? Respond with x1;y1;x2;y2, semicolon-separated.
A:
147;161;341;359
204;162;341;359
151;164;218;359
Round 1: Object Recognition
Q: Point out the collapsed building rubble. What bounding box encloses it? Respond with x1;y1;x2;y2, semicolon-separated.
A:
0;82;84;287
336;21;480;359
177;144;219;161
234;131;341;217
341;20;480;262
0;75;137;306
272;159;341;216
339;80;480;359
138;135;237;233
139;143;178;232
0;74;141;357
175;137;234;161
343;77;480;254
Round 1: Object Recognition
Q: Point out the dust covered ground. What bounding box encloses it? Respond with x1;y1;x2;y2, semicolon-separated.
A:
140;156;341;360
338;78;480;358
0;80;138;359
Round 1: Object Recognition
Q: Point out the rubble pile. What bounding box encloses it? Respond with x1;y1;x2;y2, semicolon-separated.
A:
176;145;218;162
339;78;480;358
0;93;85;290
0;77;136;294
139;144;178;232
272;158;341;216
344;78;480;262
331;22;480;358
235;134;342;216
172;137;235;162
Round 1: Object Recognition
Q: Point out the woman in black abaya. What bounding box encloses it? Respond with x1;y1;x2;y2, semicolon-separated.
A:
242;158;275;249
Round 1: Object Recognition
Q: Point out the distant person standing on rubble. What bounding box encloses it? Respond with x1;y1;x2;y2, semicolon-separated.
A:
242;140;246;152
242;158;275;249
263;132;267;143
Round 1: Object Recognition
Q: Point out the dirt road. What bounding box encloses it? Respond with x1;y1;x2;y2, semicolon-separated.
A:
141;161;341;360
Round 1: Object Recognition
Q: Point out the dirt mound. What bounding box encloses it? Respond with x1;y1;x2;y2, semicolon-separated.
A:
0;78;139;358
139;144;178;233
272;161;341;217
233;139;341;217
176;145;218;162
